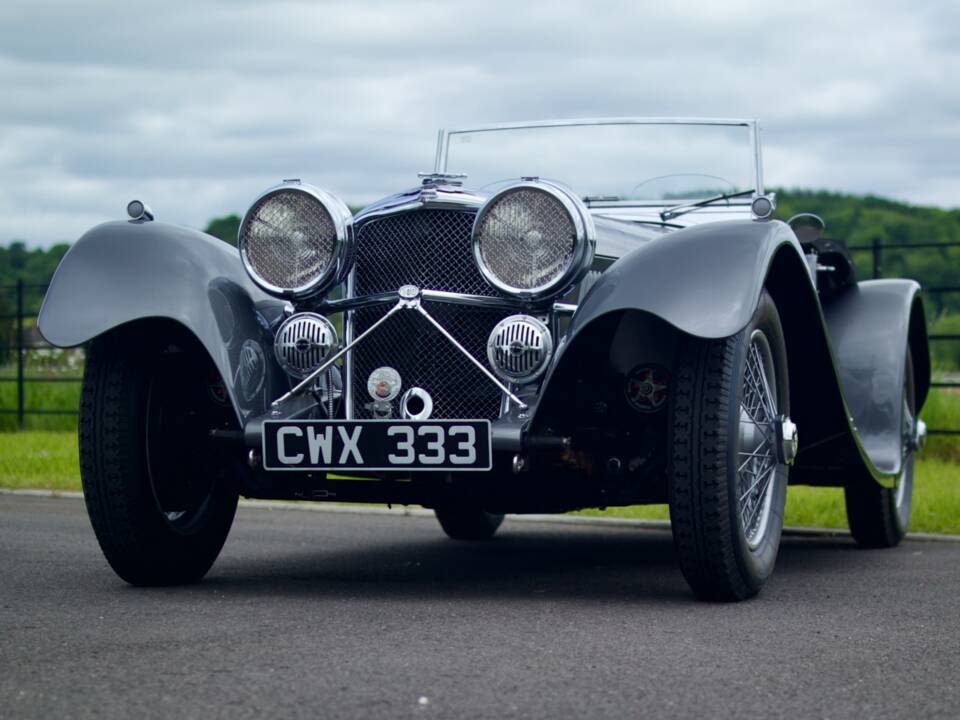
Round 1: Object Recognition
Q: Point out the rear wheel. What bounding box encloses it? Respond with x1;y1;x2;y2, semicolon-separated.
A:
434;506;504;541
668;291;793;601
844;351;916;548
79;326;240;585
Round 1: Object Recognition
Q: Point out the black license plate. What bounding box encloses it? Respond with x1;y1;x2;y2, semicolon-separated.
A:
262;420;492;472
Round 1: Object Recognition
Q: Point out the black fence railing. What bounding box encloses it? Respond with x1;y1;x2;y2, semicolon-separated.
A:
1;239;959;432
0;280;83;428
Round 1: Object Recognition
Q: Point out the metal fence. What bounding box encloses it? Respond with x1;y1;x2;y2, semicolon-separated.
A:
0;280;82;428
1;240;959;431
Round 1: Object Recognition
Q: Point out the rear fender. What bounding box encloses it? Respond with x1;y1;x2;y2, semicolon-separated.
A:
38;220;288;423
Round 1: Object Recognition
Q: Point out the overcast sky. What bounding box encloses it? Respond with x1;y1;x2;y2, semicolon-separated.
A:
1;0;958;247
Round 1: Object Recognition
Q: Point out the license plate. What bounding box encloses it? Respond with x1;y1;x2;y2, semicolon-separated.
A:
262;420;492;472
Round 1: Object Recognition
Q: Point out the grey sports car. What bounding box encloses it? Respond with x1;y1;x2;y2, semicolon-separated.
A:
39;118;929;600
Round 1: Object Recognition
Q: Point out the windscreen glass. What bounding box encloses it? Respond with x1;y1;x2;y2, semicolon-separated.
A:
441;122;757;203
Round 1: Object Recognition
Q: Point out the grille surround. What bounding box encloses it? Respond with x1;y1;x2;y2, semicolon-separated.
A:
350;208;513;420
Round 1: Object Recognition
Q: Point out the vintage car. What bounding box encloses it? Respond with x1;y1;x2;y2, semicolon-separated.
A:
39;118;929;601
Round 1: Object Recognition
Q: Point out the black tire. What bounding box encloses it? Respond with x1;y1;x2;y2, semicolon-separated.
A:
79;326;240;586
668;291;790;601
844;351;915;548
434;506;504;541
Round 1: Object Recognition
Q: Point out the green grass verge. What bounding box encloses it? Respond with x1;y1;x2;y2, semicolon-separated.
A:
2;431;958;535
577;458;960;535
0;431;81;491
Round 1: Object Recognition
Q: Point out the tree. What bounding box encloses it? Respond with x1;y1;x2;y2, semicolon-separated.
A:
204;215;241;246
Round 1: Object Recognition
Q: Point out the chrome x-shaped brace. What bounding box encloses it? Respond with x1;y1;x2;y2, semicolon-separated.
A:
270;285;528;410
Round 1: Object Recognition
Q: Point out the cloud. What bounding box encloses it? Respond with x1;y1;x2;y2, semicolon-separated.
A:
0;0;958;246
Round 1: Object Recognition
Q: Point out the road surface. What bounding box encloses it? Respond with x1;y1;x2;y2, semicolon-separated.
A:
2;494;958;719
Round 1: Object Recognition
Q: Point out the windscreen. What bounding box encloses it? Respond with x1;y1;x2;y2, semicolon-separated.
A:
440;122;758;203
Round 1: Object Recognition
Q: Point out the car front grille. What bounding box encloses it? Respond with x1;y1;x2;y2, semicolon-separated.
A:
351;209;510;420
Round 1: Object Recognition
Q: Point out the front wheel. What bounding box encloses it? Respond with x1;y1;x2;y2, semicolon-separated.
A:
79;326;240;586
668;291;793;601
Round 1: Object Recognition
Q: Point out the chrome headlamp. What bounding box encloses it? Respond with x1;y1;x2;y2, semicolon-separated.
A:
239;181;354;298
472;179;595;301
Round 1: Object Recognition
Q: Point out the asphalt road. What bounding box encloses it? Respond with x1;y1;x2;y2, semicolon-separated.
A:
2;495;959;720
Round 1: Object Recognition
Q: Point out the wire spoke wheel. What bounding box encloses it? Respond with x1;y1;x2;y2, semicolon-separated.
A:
737;331;779;550
669;290;790;601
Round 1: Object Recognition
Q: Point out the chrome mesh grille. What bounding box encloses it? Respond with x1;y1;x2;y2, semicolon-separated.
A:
352;209;509;420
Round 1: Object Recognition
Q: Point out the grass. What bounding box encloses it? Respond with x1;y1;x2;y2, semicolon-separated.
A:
2;431;958;535
0;356;82;432
0;431;81;491
578;459;960;535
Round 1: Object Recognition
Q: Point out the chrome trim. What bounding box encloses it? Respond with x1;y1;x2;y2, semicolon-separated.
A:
352;184;485;225
779;416;799;465
420;289;522;310
471;179;596;301
367;366;402;403
751;193;777;221
272;300;405;408
239;181;355;299
273;312;338;378
273;288;529;410
126;200;154;221
344;266;356;419
911;418;927;452
318;291;399;312
400;387;434;420
412;302;527;408
320;289;579;314
418;171;467;187
486;315;554;384
436;117;764;198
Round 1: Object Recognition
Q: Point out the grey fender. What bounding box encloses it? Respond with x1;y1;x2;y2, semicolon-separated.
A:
532;218;929;487
822;280;929;474
38;220;288;423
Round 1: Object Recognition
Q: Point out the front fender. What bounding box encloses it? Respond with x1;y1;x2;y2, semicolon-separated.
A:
38;220;287;423
573;219;800;340
533;218;929;488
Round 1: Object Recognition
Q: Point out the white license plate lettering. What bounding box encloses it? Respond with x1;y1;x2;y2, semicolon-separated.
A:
263;420;491;472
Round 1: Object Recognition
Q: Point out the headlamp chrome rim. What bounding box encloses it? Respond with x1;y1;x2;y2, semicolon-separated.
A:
471;179;595;301
238;181;355;299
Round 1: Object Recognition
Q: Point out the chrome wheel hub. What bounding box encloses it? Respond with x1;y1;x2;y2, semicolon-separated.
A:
738;330;782;550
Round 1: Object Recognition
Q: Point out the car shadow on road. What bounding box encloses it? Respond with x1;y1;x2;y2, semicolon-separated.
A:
192;518;865;604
